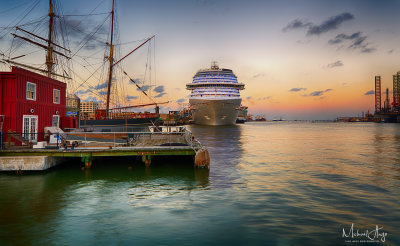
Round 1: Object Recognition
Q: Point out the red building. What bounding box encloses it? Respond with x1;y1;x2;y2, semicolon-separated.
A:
0;66;66;143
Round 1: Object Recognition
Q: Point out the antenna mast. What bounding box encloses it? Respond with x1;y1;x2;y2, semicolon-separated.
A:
105;0;115;119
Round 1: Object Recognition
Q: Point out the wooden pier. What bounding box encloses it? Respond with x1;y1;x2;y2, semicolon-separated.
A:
0;126;210;171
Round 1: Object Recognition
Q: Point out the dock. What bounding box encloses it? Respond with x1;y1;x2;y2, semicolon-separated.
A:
0;126;210;171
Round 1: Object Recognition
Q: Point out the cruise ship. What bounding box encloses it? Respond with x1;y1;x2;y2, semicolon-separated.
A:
186;62;245;125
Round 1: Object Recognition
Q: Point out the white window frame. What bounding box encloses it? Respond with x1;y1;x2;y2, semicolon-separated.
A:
53;89;60;104
26;82;36;101
22;115;38;143
52;115;60;128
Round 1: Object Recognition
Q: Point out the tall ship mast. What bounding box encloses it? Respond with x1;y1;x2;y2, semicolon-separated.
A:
105;0;116;119
186;62;245;125
101;0;159;120
1;0;71;79
78;0;164;131
0;0;165;131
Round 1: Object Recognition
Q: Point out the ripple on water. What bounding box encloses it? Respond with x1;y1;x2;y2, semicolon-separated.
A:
0;122;399;245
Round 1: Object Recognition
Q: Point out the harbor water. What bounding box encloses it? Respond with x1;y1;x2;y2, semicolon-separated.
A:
0;122;399;245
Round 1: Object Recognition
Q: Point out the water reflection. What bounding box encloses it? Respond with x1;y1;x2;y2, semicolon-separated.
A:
1;122;399;245
236;122;400;245
81;157;209;187
0;159;209;245
187;124;245;188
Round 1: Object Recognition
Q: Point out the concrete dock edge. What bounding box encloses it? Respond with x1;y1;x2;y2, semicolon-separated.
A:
0;156;64;171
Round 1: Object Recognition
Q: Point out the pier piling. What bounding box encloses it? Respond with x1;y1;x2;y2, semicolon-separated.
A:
142;155;152;166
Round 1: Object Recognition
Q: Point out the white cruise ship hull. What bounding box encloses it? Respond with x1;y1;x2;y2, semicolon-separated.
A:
189;98;241;125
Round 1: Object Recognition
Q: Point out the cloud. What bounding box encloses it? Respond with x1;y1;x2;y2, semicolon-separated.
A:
329;32;376;53
349;35;367;49
327;60;343;68
246;96;252;100
307;13;354;36
284;13;375;54
64;18;86;38
76;89;90;94
329;32;361;44
64;17;107;51
126;95;138;101
83;96;100;102
252;72;267;78
153;85;165;93
282;19;311;32
176;98;185;103
137;85;152;92
155;92;167;98
94;81;108;90
64;17;108;36
283;12;354;36
257;96;271;101
309;91;324;97
289;87;307;92
364;90;374;95
128;78;143;85
309;89;332;97
388;49;394;54
361;47;376;53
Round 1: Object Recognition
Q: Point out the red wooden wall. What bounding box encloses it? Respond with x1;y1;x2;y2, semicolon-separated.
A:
0;67;66;143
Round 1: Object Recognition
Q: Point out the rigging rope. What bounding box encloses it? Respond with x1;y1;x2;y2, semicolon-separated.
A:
62;12;109;17
70;14;110;58
0;0;32;15
123;70;156;104
0;0;40;41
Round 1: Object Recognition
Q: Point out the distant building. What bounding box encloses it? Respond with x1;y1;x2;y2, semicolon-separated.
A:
80;101;99;113
0;66;66;143
66;94;80;116
393;71;400;108
67;94;80;109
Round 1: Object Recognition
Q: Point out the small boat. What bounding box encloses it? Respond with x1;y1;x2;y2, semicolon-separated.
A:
255;116;266;121
236;105;248;124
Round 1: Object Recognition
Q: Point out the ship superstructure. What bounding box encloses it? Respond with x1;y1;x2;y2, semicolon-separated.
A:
186;62;245;125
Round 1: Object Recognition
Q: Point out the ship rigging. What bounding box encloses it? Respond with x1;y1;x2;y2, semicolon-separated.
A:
0;0;166;120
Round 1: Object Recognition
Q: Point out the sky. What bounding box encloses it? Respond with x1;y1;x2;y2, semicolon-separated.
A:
1;0;400;120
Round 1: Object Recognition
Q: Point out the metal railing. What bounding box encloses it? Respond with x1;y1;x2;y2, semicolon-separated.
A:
0;126;197;150
1;132;62;150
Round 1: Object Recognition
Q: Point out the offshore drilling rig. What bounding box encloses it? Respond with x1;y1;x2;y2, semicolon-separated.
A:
374;71;400;122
